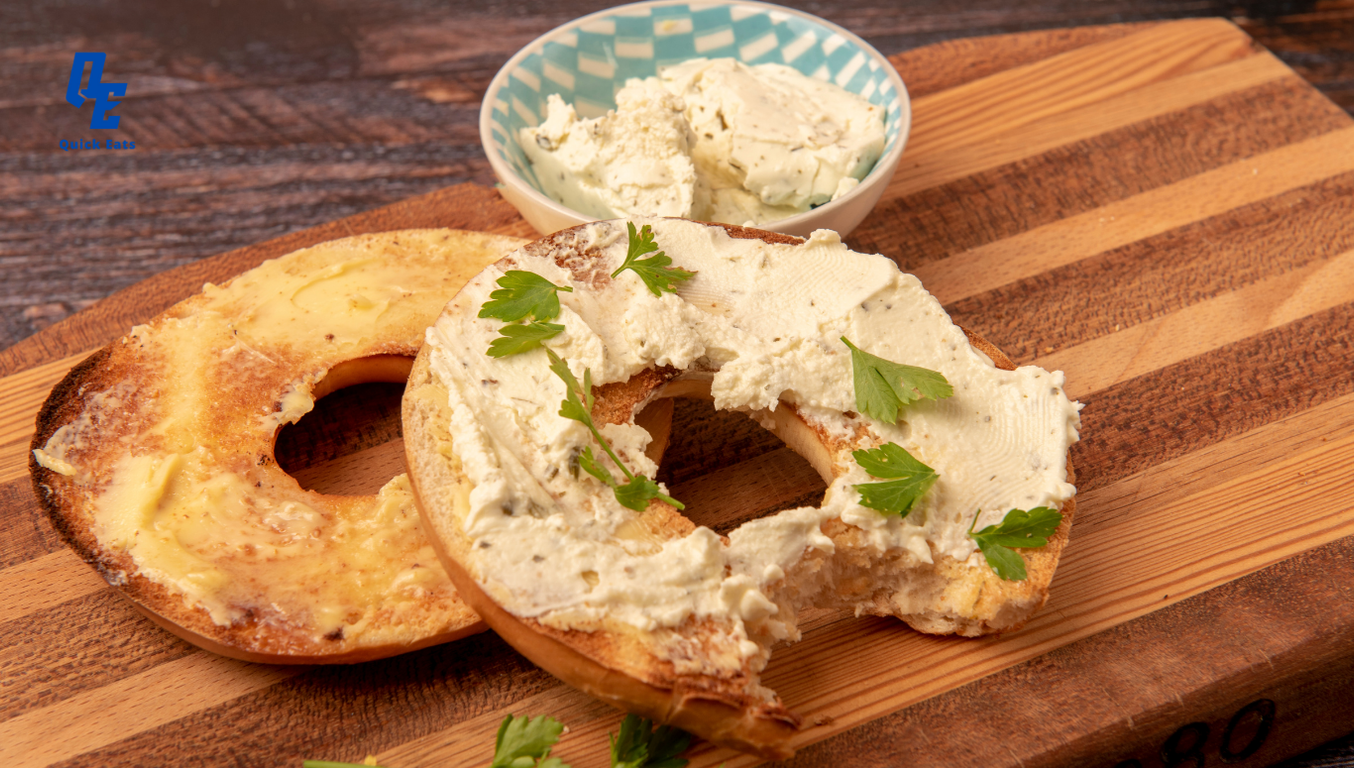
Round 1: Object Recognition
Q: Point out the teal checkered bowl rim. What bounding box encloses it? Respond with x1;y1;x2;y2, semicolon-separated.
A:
480;0;910;216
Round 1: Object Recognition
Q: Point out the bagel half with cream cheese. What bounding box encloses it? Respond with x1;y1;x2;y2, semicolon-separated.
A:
30;229;529;663
402;219;1080;757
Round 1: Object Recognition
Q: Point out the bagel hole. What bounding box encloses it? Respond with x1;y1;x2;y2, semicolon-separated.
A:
652;398;827;536
275;380;407;496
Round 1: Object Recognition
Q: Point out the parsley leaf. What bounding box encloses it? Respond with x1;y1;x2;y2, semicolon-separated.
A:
611;222;695;297
968;506;1064;581
490;714;569;768
579;447;673;512
479;271;573;357
852;442;938;517
841;337;952;423
977;545;1029;582
546;349;684;511
578;446;615;487
549;349;594;427
610;714;691;768
487;321;567;358
480;270;573;323
612;475;667;513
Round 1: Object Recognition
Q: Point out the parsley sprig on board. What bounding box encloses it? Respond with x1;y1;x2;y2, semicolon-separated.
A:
611;222;695;296
479;270;574;357
841;337;952;423
298;712;692;768
968;507;1064;581
485;713;693;768
610;715;692;768
547;349;684;511
851;442;938;518
489;714;570;768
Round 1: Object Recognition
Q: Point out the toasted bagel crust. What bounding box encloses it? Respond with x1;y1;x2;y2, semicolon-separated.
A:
31;229;528;663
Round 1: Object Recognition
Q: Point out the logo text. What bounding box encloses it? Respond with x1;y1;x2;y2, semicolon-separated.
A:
66;52;126;130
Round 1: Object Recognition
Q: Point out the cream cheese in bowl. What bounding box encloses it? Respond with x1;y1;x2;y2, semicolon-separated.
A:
480;1;910;238
520;57;886;227
523;85;698;220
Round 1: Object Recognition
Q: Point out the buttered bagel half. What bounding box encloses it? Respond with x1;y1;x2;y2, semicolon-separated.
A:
402;219;1081;758
31;229;527;663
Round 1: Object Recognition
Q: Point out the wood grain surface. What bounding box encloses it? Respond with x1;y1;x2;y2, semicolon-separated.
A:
3;15;1354;768
2;0;1352;354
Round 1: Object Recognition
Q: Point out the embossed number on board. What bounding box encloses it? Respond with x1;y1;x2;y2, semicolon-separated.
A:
1109;699;1276;767
1219;699;1276;763
1161;723;1210;767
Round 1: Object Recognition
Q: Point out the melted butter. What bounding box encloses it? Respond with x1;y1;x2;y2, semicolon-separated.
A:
427;219;1081;660
235;257;397;346
32;448;76;476
94;449;446;631
39;231;514;646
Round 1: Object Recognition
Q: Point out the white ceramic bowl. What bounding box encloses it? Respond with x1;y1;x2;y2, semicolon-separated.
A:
479;0;910;238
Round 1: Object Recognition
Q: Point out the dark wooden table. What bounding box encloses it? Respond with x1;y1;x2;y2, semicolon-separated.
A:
3;1;1353;766
3;0;1352;353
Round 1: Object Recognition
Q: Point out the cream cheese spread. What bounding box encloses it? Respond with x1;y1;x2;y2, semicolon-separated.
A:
519;58;885;226
426;219;1080;657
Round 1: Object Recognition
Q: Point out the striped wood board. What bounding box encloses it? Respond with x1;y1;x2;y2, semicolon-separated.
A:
3;18;1354;768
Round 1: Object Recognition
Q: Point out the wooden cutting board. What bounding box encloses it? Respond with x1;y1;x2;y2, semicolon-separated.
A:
4;18;1354;768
